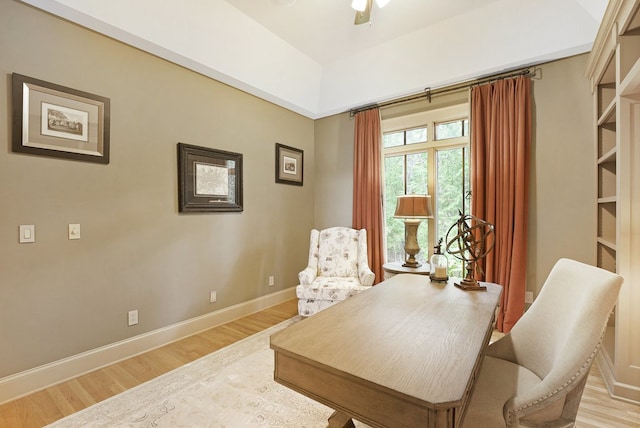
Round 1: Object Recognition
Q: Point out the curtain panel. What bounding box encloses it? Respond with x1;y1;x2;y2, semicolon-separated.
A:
352;108;385;284
471;76;531;332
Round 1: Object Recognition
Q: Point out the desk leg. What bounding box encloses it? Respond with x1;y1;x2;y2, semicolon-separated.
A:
328;411;355;428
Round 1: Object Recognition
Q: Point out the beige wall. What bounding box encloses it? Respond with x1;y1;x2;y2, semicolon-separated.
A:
0;0;314;378
313;113;354;229
314;54;596;300
528;54;596;296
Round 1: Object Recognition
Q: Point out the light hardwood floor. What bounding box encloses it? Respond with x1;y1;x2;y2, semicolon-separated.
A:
0;299;299;427
1;298;639;427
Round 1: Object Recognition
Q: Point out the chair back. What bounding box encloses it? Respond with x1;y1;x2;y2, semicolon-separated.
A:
316;227;361;277
489;258;622;389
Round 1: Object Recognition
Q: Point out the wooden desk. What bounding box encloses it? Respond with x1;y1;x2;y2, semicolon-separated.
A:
270;274;502;428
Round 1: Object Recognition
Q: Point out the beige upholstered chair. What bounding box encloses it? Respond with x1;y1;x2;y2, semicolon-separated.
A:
296;227;375;316
463;258;622;427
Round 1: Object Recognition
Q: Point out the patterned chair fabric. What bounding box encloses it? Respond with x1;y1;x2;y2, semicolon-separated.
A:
296;227;375;316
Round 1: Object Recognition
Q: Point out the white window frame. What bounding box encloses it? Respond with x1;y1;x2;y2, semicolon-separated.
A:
382;103;470;261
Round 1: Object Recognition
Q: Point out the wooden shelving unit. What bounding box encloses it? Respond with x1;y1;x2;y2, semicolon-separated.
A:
586;0;640;404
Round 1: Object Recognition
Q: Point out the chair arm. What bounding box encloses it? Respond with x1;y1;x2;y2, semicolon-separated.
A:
359;266;375;286
298;266;317;285
486;334;519;363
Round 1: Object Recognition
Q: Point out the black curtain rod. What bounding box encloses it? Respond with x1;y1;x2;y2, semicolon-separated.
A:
349;67;535;117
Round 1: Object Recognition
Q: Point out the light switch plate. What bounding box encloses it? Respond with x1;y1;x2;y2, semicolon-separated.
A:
19;225;35;243
68;224;81;240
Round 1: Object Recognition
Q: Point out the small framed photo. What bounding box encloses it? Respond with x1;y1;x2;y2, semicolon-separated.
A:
177;143;243;213
12;73;110;164
275;143;303;186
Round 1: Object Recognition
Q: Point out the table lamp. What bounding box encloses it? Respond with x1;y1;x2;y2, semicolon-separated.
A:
394;194;433;268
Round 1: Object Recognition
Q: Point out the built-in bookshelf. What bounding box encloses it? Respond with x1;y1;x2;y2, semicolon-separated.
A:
596;77;616;272
586;0;640;404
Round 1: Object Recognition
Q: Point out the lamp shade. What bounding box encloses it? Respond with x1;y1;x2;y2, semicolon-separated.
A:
394;194;433;219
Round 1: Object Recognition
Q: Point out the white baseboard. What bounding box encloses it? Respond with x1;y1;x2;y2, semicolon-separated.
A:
596;349;640;405
0;287;296;405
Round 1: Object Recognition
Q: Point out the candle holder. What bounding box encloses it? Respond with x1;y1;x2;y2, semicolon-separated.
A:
429;238;449;283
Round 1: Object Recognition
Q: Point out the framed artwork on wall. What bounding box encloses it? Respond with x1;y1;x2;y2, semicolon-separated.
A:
177;143;243;213
275;143;303;186
11;73;110;164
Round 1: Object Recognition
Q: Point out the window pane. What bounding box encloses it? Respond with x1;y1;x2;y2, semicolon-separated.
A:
384;155;406;263
384;152;429;265
406;152;428;265
406;127;427;145
436;147;466;277
383;131;404;148
406;152;427;195
435;120;463;140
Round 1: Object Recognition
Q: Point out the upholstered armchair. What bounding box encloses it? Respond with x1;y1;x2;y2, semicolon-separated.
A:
296;227;375;317
463;258;623;427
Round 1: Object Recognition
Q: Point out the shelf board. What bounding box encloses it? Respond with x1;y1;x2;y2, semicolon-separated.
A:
620;55;640;95
597;237;617;251
598;98;617;126
598;147;617;164
598;196;617;203
620;8;640;38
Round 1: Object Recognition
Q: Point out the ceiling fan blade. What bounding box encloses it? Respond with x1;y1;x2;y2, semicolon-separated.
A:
354;0;372;25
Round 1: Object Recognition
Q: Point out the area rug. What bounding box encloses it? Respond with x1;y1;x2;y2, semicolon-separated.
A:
47;318;368;427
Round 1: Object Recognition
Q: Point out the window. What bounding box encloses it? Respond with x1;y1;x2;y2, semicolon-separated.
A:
435;119;469;141
382;105;470;276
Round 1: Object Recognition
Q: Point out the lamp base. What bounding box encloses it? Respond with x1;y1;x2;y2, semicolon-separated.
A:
402;260;422;268
402;220;423;269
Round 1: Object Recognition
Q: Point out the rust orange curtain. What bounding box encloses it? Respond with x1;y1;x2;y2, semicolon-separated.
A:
471;76;531;332
352;108;385;284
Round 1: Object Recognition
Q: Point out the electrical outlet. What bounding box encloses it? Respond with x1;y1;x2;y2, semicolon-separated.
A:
268;276;275;287
525;291;534;304
210;291;217;303
128;310;138;326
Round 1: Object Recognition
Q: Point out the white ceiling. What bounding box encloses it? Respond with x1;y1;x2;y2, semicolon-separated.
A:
225;0;506;65
21;0;607;119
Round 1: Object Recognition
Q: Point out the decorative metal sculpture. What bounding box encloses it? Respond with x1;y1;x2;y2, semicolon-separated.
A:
445;211;495;291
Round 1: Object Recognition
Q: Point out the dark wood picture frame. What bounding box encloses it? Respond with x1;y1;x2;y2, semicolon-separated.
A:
275;143;303;186
177;143;243;213
12;73;110;164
